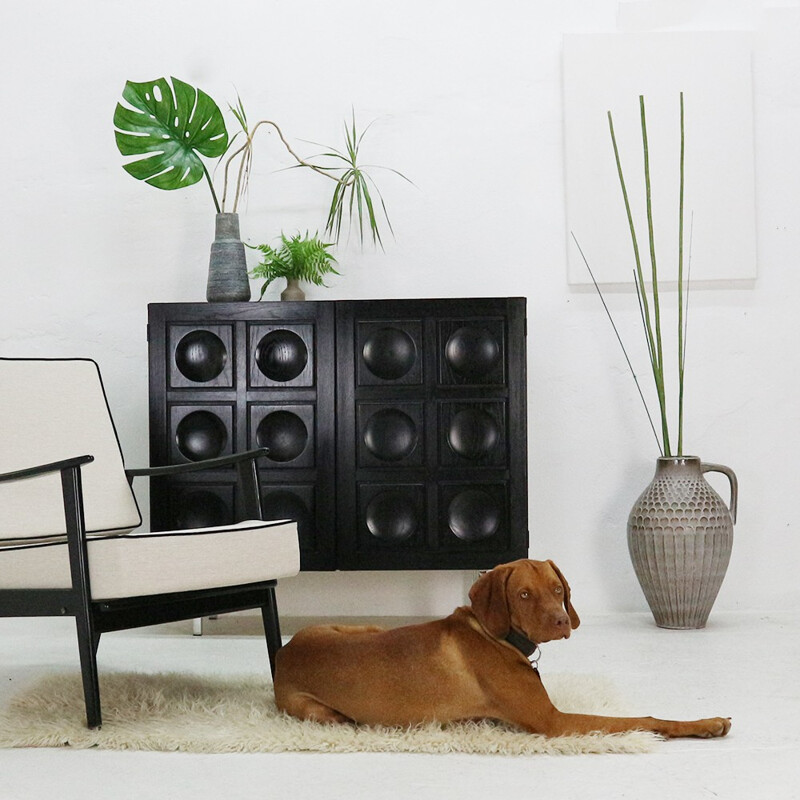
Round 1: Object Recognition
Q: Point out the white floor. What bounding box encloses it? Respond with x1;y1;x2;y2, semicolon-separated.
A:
0;610;798;800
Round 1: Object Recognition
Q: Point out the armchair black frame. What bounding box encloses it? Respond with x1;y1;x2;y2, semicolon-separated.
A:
0;447;286;730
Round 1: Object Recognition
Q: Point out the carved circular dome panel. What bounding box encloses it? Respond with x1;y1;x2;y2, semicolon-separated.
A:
256;410;309;463
365;491;419;542
175;330;227;383
447;488;500;541
255;330;308;382
175;410;228;462
362;327;417;380
363;409;419;462
444;327;500;379
175;490;230;529
447;408;500;460
263;490;312;529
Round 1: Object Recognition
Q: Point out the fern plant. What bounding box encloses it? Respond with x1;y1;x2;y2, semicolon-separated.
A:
249;232;339;299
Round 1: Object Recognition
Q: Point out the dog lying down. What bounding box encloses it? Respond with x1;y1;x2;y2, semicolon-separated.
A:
274;559;731;739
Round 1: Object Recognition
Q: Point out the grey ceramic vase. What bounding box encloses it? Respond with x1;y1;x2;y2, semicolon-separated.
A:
280;277;305;301
627;456;738;630
206;213;251;302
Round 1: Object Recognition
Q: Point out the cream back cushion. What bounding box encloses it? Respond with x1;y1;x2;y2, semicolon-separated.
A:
0;359;142;541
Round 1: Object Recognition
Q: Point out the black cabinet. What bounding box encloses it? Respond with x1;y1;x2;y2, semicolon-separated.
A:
148;298;527;571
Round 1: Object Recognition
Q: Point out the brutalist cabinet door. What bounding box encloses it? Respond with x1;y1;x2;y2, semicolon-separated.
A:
148;302;337;570
246;304;336;570
335;298;528;570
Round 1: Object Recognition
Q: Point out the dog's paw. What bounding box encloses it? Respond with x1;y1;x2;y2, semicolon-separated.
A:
696;717;731;738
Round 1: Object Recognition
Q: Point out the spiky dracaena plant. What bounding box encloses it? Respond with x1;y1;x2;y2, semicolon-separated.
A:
222;107;410;248
249;232;339;299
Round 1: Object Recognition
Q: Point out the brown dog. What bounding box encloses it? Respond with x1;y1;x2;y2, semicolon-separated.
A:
274;559;731;738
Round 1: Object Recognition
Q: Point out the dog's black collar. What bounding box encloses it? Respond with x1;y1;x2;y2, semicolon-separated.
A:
504;629;540;666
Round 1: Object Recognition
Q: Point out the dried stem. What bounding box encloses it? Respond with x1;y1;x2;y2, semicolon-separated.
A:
222;119;342;213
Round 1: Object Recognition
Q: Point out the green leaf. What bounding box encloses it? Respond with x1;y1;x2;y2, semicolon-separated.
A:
248;231;339;297
114;77;228;192
313;112;408;249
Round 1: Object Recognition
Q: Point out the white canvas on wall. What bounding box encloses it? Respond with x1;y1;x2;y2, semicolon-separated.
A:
563;32;757;285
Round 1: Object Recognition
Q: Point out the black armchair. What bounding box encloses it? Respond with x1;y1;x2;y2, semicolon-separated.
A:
0;358;299;729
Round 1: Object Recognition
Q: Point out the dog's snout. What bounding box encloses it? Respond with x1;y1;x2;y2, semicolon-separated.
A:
553;612;570;629
550;611;572;639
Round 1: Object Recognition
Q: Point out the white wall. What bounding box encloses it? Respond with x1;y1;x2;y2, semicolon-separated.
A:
2;1;798;618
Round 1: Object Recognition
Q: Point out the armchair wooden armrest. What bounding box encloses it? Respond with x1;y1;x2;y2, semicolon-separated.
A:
124;448;269;520
0;454;95;484
124;448;269;480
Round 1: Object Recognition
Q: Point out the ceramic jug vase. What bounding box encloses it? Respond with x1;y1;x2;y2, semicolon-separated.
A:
627;456;738;630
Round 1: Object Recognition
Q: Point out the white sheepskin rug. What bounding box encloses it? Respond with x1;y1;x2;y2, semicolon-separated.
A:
0;671;661;755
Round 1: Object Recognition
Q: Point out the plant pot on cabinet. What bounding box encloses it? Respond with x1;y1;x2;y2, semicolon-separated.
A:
280;278;305;301
627;456;738;630
206;213;251;302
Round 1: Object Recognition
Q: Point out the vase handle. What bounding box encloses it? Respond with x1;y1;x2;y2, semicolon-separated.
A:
701;462;738;524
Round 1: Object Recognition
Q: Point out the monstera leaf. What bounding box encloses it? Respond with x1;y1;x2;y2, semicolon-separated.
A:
114;77;228;201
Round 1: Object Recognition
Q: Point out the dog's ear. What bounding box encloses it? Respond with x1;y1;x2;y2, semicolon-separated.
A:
547;560;580;629
469;565;512;638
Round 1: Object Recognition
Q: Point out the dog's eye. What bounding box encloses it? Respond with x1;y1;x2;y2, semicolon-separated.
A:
554;586;563;595
519;591;530;599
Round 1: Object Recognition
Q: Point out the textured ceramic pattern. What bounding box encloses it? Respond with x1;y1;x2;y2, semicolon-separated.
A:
627;457;736;629
206;213;251;302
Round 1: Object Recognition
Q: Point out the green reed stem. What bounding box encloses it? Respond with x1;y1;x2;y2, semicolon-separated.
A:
677;92;686;456
608;105;671;456
639;96;671;456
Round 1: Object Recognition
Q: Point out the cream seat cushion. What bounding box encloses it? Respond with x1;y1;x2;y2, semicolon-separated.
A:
0;519;299;601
